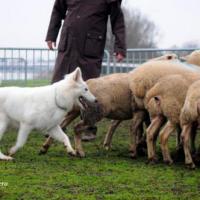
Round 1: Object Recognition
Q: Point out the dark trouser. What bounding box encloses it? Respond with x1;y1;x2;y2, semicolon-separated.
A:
51;51;102;83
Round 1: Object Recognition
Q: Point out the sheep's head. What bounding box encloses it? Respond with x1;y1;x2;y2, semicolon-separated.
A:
146;96;163;118
80;97;103;125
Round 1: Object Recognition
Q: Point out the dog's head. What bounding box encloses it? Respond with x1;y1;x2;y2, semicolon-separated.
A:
69;67;97;110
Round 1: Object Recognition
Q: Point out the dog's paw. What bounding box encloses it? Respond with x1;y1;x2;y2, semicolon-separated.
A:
0;155;14;161
68;150;77;157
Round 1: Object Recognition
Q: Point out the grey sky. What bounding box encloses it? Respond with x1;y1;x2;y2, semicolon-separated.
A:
0;0;199;48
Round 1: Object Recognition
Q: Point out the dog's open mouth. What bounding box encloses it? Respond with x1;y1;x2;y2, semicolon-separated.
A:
79;96;89;110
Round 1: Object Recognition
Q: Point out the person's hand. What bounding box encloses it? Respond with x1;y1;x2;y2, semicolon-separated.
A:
115;52;124;62
47;41;56;50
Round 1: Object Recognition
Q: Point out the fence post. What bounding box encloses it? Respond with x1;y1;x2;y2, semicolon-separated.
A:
25;50;28;85
104;50;110;75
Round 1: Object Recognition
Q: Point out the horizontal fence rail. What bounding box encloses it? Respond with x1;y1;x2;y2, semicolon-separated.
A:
0;47;199;86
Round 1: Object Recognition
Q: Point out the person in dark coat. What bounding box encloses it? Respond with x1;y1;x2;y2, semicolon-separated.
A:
46;0;126;140
46;0;126;82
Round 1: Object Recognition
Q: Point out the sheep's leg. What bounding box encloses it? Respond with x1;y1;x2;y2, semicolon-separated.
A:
39;111;79;155
136;113;151;154
129;111;145;158
176;125;181;150
172;125;185;162
38;136;54;155
74;120;89;157
60;110;80;130
146;116;165;163
159;121;176;164
181;124;195;169
103;120;122;150
190;123;197;154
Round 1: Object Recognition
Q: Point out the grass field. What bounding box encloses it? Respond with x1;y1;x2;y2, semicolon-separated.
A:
1;119;200;200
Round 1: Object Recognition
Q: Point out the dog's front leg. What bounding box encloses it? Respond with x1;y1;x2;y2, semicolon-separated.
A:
39;111;79;155
48;126;76;156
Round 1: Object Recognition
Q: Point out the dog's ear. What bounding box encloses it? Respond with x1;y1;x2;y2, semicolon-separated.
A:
73;67;82;82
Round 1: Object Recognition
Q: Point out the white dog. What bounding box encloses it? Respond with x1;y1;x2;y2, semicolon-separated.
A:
0;67;96;160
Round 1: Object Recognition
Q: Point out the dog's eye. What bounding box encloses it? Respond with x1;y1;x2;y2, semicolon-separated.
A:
85;88;88;91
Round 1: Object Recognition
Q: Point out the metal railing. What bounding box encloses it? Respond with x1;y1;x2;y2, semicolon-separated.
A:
0;47;199;85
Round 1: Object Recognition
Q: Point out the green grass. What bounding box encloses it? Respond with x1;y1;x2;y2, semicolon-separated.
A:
1;120;200;200
1;79;50;87
0;81;200;199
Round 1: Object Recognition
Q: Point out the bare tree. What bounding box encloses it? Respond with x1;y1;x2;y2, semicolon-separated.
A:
105;7;159;53
181;40;200;49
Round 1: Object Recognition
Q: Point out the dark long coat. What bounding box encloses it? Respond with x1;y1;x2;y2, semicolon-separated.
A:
46;0;126;82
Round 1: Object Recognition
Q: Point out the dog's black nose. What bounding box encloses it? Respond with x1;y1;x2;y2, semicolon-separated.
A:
94;99;98;103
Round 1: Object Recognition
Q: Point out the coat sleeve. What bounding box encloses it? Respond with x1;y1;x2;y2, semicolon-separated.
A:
108;0;126;57
45;0;67;42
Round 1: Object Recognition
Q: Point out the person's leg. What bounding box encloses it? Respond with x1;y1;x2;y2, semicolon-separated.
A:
51;51;70;83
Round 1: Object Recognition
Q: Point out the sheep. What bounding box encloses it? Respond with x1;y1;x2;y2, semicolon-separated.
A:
181;50;200;66
69;54;180;158
180;80;200;168
145;73;200;165
148;53;178;62
39;73;149;158
39;54;179;158
128;60;200;163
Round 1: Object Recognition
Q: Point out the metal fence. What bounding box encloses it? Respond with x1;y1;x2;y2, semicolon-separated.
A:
0;47;198;85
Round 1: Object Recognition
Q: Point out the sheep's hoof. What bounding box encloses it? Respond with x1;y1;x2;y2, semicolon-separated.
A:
192;153;200;164
76;150;85;158
146;157;158;165
38;147;48;155
129;151;137;159
103;144;111;151
163;159;173;165
185;163;196;169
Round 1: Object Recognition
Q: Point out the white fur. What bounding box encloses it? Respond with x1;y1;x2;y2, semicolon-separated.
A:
0;67;96;160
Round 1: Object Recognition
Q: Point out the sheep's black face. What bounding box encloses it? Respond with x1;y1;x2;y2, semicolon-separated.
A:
80;97;103;125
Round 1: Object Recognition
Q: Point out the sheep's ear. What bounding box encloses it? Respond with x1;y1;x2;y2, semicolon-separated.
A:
73;67;82;82
154;96;161;105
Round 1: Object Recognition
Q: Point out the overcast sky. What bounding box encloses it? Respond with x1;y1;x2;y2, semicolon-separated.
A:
0;0;199;48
